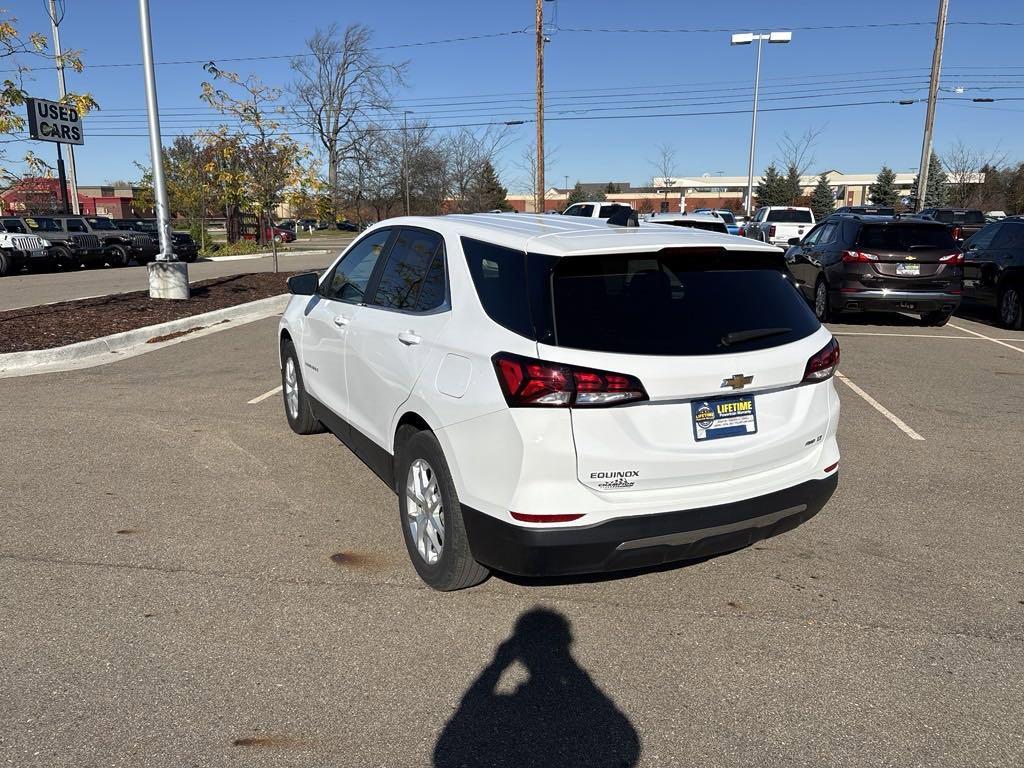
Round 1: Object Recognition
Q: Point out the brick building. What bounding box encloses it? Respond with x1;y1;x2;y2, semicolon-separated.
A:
0;178;142;218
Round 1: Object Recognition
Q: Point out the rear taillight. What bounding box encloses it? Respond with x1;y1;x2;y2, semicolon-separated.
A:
803;338;840;382
493;353;648;408
510;511;585;523
951;225;962;240
738;226;745;237
841;250;878;263
939;252;964;265
768;225;776;238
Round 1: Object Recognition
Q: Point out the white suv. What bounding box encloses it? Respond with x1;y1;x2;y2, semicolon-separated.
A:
279;215;841;590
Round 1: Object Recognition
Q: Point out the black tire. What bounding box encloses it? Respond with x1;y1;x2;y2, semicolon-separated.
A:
0;250;10;276
814;277;833;323
395;429;489;591
280;340;324;435
921;310;951;327
49;245;74;269
997;283;1023;330
107;244;129;268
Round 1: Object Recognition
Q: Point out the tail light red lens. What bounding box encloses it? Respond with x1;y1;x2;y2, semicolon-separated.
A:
493;353;648;408
841;250;878;263
803;338;840;382
768;224;776;238
738;226;745;237
951;225;962;240
939;252;964;265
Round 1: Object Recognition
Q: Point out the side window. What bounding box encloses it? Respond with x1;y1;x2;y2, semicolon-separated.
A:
66;219;87;232
817;223;838;244
599;204;625;218
967;223;1001;251
322;228;393;303
370;228;446;312
461;237;533;338
563;205;580;216
993;222;1024;250
578;204;595;217
2;218;26;233
801;224;824;245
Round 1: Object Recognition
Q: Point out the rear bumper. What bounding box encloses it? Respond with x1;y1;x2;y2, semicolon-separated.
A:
461;474;838;577
833;289;961;314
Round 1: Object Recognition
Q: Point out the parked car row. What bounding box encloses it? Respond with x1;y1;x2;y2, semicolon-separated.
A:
0;215;200;275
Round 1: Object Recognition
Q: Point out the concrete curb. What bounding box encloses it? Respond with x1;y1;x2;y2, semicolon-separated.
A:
0;293;290;377
204;248;330;261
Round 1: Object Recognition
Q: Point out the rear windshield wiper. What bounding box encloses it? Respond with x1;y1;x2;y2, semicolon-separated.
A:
720;327;791;347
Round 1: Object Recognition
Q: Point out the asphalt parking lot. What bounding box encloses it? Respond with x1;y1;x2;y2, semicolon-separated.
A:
1;307;1022;767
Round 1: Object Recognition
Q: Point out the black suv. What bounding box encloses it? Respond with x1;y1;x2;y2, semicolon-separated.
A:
961;217;1024;329
911;208;987;242
115;219;199;262
835;205;896;216
784;214;962;325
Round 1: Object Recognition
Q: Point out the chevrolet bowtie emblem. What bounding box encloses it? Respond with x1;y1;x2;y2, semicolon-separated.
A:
721;374;754;390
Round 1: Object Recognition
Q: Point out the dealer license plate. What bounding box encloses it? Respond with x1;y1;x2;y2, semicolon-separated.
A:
896;263;920;276
691;395;758;442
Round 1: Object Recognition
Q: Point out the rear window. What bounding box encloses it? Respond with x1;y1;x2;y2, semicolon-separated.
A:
857;224;956;251
598;204;629;218
963;210;985;225
550;251;818;356
766;209;812;223
932;210;955;224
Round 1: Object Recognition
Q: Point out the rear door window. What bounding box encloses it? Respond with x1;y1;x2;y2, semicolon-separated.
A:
766;209;813;223
370;228;446;312
966;223;1001;250
856;225;957;251
993;222;1024;250
549;250;819;356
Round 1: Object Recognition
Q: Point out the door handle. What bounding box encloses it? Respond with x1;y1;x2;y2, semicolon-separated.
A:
333;315;350;327
397;331;421;346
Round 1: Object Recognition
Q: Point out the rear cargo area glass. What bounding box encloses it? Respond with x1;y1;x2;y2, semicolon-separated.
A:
549;252;819;355
857;225;956;251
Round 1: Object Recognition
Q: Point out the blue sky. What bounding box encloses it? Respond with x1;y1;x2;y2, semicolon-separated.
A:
8;0;1024;190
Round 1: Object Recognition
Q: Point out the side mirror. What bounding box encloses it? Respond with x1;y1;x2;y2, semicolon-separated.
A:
788;237;801;246
287;271;319;296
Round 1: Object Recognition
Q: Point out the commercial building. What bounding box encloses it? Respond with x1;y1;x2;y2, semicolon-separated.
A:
0;178;142;218
508;170;923;214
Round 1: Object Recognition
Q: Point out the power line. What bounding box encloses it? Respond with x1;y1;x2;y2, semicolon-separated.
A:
556;20;1024;34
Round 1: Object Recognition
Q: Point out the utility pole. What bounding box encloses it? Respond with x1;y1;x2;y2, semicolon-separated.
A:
46;0;80;215
535;0;545;214
138;0;188;299
403;110;413;215
915;0;949;212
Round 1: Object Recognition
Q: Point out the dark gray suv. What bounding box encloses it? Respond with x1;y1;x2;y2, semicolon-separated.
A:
785;214;962;326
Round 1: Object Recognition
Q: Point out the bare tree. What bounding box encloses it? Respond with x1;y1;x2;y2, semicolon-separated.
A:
649;144;678;210
943;139;1006;208
776;127;825;177
441;125;513;213
289;24;406;221
515;140;558;213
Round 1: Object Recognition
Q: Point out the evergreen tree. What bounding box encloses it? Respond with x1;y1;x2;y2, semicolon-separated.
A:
809;173;835;221
783;163;803;204
470;160;509;211
605;181;621;194
868;166;899;207
566;181;588;206
755;163;786;207
909;151;949;208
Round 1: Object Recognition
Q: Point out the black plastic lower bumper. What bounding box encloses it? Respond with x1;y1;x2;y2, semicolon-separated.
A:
832;289;960;314
462;474;838;577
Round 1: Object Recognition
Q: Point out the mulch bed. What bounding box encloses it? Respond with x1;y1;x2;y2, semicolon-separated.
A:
0;272;301;354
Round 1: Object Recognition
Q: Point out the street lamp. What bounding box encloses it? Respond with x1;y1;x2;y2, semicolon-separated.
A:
731;30;792;218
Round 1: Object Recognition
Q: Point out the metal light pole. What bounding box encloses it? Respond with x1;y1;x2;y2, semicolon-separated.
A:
731;31;792;217
138;0;188;298
402;110;413;215
915;0;949;211
46;0;80;215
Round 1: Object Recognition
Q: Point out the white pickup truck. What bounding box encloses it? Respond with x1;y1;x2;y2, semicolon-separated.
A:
562;201;633;220
744;206;815;247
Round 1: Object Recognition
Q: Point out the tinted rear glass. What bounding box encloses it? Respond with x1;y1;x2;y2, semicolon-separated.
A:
932;210;955;223
857;224;956;251
766;209;812;223
598;204;628;218
963;210;985;224
462;237;533;338
550;251;819;355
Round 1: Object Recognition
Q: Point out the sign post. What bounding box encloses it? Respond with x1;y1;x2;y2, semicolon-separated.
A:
25;97;84;214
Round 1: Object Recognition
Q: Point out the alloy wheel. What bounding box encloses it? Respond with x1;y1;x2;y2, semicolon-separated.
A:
406;458;445;565
1001;287;1021;327
815;282;828;319
284;357;299;420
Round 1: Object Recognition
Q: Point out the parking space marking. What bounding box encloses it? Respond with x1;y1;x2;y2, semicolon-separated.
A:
947;323;1024;354
247;386;282;405
835;372;925;441
832;332;977;339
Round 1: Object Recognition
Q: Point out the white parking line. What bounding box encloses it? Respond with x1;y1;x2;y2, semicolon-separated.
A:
247;386;282;405
947;323;1024;354
831;332;977;339
835;372;925;441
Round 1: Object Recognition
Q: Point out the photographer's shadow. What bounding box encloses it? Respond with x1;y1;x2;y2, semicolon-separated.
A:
433;608;640;768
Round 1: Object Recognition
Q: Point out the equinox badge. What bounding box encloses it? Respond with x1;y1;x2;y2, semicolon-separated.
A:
721;374;754;390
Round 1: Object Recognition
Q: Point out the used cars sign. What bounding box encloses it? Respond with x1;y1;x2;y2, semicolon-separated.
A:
25;97;84;145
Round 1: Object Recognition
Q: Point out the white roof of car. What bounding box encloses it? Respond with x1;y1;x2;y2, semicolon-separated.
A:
567;201;632;207
373;213;781;257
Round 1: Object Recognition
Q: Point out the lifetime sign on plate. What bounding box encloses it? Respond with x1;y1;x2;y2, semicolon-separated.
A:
691;395;758;442
26;97;84;145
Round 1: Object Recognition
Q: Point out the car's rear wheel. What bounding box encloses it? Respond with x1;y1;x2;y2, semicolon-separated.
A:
396;429;489;591
921;310;952;327
998;284;1023;330
280;340;324;435
814;278;833;323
